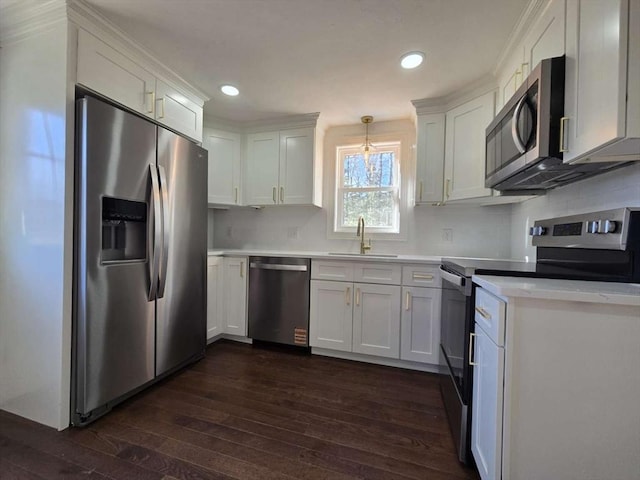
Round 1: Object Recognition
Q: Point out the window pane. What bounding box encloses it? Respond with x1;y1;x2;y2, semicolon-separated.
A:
343;151;395;188
342;191;396;228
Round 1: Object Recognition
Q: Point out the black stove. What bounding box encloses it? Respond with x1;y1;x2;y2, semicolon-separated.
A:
439;207;639;466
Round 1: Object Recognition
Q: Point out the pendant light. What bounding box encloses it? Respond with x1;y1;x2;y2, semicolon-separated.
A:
361;115;374;163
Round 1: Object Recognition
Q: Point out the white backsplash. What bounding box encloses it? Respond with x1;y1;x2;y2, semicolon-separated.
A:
511;163;640;261
212;203;513;258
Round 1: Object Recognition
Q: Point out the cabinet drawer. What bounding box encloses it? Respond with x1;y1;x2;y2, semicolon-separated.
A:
311;261;354;282
474;287;506;346
354;263;401;285
402;264;441;287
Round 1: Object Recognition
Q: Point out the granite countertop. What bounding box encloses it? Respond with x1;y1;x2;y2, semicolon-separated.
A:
473;275;640;306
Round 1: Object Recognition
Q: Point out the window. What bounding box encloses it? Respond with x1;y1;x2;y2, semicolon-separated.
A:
335;141;401;234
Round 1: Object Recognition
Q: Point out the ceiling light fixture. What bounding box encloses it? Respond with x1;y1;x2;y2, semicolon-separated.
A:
361;115;374;163
400;51;424;69
220;84;239;96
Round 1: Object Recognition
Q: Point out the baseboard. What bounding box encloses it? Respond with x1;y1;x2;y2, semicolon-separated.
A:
311;348;447;374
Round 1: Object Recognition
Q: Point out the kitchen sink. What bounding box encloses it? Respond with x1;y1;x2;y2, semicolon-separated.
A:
327;252;398;258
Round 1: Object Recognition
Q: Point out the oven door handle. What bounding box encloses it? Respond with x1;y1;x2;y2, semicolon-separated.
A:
439;266;465;288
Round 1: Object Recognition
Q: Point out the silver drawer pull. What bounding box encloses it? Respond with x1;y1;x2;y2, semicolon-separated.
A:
475;306;492;320
413;273;434;280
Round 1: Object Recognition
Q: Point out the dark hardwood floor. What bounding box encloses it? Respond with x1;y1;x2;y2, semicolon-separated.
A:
0;340;478;479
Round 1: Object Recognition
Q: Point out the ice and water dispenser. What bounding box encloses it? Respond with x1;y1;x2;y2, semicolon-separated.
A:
101;197;147;262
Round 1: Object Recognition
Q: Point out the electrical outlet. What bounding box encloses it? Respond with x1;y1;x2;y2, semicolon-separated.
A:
287;227;299;239
442;228;453;243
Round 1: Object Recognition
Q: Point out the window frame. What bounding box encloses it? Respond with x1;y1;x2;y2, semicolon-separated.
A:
334;141;402;234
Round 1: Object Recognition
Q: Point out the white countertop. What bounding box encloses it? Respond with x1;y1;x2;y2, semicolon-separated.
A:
208;249;443;264
473;275;640;306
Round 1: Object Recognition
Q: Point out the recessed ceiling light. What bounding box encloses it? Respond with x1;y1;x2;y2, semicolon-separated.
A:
400;51;424;69
220;85;239;96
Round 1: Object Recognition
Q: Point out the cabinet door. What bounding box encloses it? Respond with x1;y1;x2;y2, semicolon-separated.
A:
522;0;566;78
279;128;314;205
471;325;504;480
497;45;525;111
444;91;495;201
563;0;629;163
352;283;401;358
309;280;353;351
206;257;224;340
77;30;155;117
415;114;445;204
223;257;248;336
204;128;242;205
400;287;441;364
155;79;203;142
245;132;280;205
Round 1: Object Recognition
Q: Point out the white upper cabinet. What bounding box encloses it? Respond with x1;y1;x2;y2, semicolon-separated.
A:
76;29;205;142
522;0;566;79
245;131;281;205
497;45;526;111
154;79;203;142
415;113;445;204
77;29;155;117
563;0;640;163
245;126;320;206
203;128;242;205
279;127;315;205
444;91;495;202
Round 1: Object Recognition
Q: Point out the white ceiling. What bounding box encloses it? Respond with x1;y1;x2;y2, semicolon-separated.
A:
85;0;529;127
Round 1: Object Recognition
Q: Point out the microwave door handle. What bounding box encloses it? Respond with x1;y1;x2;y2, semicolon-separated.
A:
511;94;528;154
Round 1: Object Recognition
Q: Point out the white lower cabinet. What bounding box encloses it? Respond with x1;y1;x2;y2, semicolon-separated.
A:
352;283;401;358
222;257;248;336
400;286;441;363
309;280;353;351
310;261;442;365
471;323;504;480
206;256;224;340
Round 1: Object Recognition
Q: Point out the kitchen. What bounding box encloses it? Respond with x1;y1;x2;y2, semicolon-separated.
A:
1;0;639;479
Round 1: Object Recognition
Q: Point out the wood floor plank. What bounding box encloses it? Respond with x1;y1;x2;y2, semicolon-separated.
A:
0;340;478;480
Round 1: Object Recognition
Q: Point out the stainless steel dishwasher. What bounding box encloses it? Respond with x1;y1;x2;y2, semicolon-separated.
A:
248;256;311;347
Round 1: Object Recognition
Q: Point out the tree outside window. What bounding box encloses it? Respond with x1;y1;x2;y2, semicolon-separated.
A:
335;142;401;234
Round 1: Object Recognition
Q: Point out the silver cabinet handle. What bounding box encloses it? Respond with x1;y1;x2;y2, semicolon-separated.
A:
235;187;239;204
475;306;492;320
272;187;277;204
405;291;411;311
157;164;170;298
419;181;423;201
355;288;361;306
280;186;284;203
346;287;351;306
249;263;308;271
511;94;528;154
148;164;162;300
413;273;434;280
445;178;451;198
157;97;165;119
559;116;569;152
469;332;478;366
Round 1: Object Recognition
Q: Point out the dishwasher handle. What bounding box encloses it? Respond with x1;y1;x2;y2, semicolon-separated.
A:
249;262;308;272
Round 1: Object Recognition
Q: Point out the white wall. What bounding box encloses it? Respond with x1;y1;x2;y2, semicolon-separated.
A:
0;21;73;430
511;162;640;260
212;118;512;258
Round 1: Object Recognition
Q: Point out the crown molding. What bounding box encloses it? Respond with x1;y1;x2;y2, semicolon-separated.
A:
66;0;209;104
0;0;67;46
493;0;546;75
412;74;497;115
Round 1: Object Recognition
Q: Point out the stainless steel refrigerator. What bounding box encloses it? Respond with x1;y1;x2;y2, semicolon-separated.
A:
72;96;207;425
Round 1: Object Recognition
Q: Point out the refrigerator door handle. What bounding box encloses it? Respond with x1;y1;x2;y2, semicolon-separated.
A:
148;164;162;300
157;164;170;298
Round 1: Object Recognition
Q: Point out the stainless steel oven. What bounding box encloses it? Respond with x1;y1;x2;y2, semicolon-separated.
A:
440;207;639;466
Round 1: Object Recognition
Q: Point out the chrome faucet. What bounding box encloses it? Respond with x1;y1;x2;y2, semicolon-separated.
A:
356;216;372;254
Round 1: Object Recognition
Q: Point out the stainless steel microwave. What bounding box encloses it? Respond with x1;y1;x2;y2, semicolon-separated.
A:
485;56;565;192
486;56;629;193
